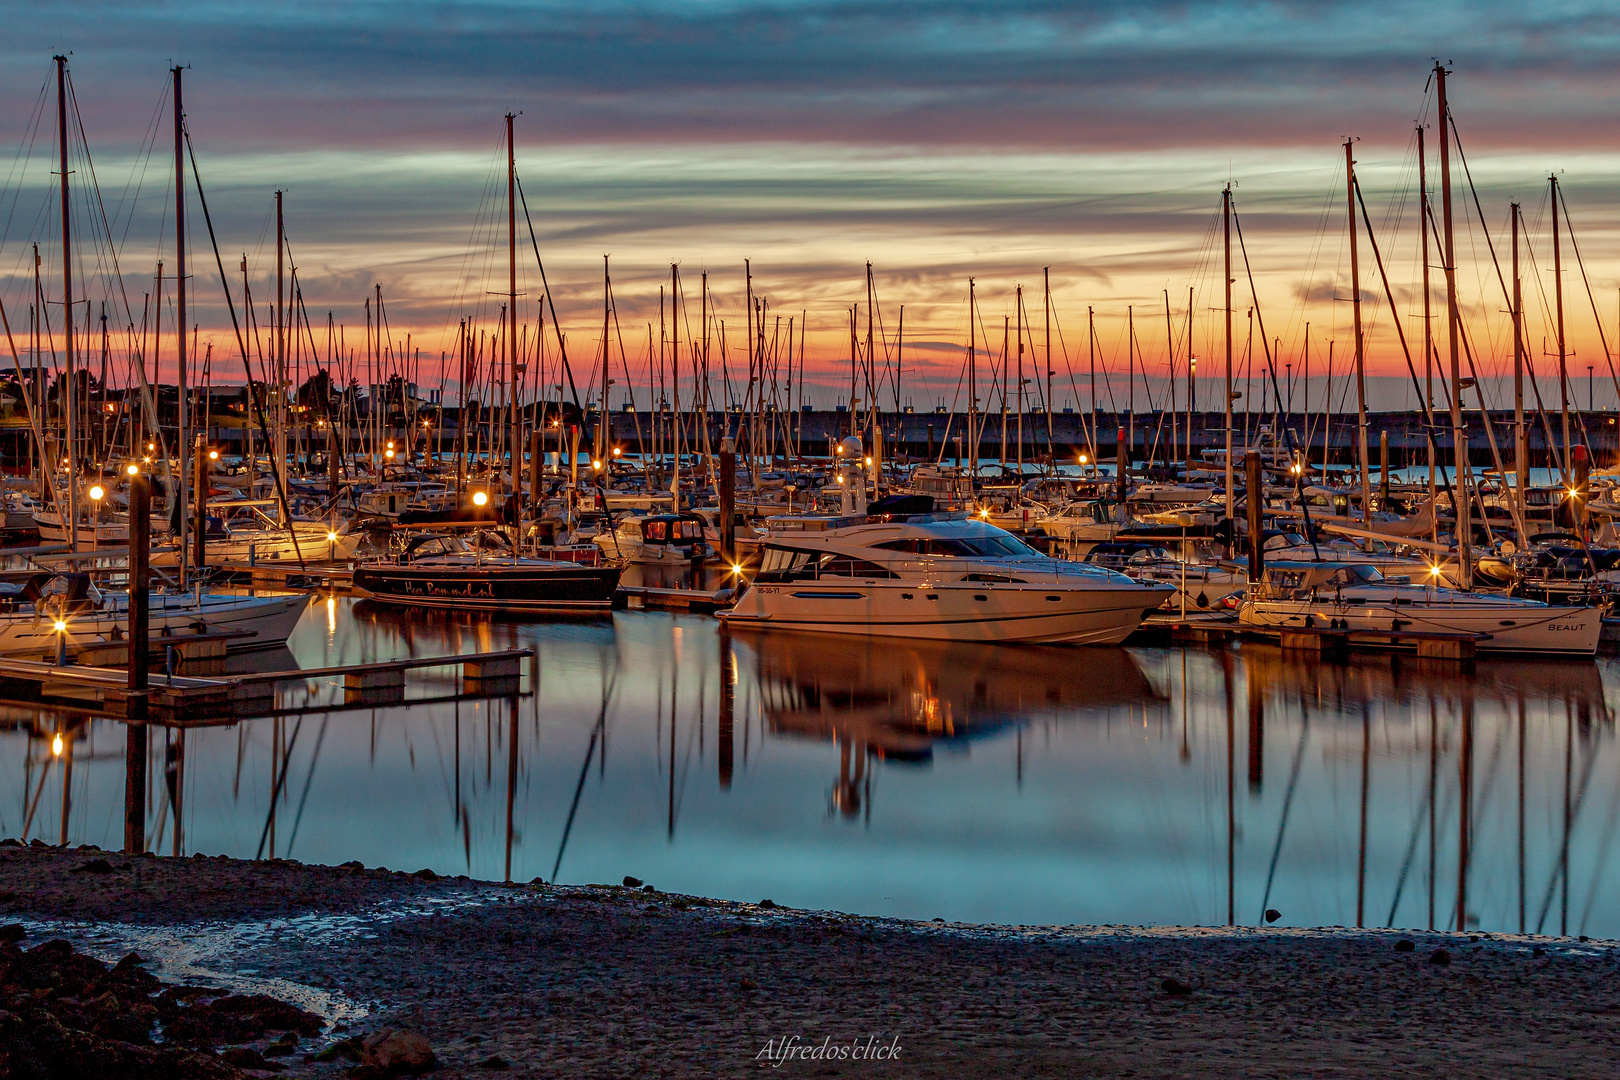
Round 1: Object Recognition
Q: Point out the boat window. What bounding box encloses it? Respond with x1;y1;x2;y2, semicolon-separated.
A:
756;548;815;579
646;521;668;542
959;534;1042;558
1326;564;1385;584
674;520;704;540
874;539;926;554
817;555;898;579
921;538;977;557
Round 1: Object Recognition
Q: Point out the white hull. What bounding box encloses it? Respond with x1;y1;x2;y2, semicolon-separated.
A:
0;592;310;656
722;581;1170;644
1238;597;1601;655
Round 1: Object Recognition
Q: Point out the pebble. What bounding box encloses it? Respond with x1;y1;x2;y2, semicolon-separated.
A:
1395;940;1415;953
623;876;644;888
1429;949;1451;966
1264;909;1281;923
1160;978;1193;996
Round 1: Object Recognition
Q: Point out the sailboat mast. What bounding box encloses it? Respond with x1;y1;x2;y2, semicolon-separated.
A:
1044;269;1054;473
1345;139;1370;522
57;56;78;553
1016;284;1024;475
968;278;977;478
275;190;287;528
1436;62;1470;586
1512;202;1527;493
172;64;191;572
1419;123;1436;509
1223;185;1234;523
1552;174;1569;482
506;113;519;504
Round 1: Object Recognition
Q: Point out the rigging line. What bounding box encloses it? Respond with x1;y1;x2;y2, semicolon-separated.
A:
1230;202;1321;559
0;68;51;256
1257;717;1310;926
551;666;619;882
513;172;583;416
184;125;305;566
1554;184;1620;409
254;717;305;860
1352;176;1462;515
1495;219;1567;477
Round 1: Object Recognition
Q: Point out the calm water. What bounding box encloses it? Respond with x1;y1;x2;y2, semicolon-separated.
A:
4;596;1617;937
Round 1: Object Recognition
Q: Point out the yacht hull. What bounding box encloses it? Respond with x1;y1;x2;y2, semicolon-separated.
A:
721;581;1171;644
352;563;622;610
0;592;309;656
1238;598;1601;655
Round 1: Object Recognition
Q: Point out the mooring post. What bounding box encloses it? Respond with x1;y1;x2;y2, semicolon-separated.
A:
1115;427;1128;523
719;436;736;564
193;432;208;572
1379;430;1390;508
126;471;151;854
1246;451;1264;583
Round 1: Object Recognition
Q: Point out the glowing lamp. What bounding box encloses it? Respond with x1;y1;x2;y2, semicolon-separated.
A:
52;733;63;757
472;491;489;507
209;450;219;460
126;464;140;477
592;460;602;470
327;532;339;543
612;447;621;457
385;449;396;459
1079;454;1088;464
53;620;66;633
88;485;105;501
835;475;844;485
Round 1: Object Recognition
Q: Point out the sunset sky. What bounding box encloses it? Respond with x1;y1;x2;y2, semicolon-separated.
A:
4;1;1620;411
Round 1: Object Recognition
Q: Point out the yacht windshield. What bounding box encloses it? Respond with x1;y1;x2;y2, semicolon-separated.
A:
1327;564;1385;585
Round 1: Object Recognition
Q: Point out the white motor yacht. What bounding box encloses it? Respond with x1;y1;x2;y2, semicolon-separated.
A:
1237;561;1602;655
720;512;1172;644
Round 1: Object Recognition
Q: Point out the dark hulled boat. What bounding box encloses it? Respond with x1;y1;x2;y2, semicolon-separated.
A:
352;535;621;611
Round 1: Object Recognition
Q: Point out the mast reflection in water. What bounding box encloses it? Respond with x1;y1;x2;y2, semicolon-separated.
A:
1;597;1617;936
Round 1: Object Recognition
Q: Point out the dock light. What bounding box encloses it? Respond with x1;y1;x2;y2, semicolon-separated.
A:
126;464;140;477
327;532;339;543
52;733;63;757
147;442;155;451
88;485;104;501
1568;486;1581;499
209;449;219;461
979;508;992;519
592;459;602;470
385;448;396;460
472;491;489;507
612;447;621;457
835;475;845;484
835;444;843;455
1079;453;1088;465
386;440;394;449
1429;565;1442;578
53;619;66;634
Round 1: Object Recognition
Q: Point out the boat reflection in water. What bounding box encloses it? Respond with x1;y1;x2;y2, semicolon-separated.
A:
742;630;1160;816
2;598;1619;935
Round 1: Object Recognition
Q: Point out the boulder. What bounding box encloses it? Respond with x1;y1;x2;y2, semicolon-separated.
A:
360;1029;438;1076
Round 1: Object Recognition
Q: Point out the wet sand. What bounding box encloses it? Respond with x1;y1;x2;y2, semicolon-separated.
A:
1;844;1615;1078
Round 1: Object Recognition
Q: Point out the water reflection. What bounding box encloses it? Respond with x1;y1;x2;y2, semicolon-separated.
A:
1;600;1617;935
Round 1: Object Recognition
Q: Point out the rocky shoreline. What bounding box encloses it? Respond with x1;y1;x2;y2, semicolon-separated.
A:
0;842;1615;1078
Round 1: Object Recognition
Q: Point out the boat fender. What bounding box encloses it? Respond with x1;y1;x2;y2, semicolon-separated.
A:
1196;592;1208;608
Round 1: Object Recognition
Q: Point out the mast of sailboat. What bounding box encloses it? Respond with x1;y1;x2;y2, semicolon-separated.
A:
671;263;681;511
1016;285;1025;476
173;64;192;572
506;113;520;509
1045;270;1055;474
1551;173;1569;484
1127;304;1135;476
1419;123;1437;529
275;190;287;529
1512;202;1527;494
968;278;977;479
999;315;1009;470
1345;139;1371;526
1436;62;1470;587
1223;185;1234;523
56;56;79;554
1088;305;1097;470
